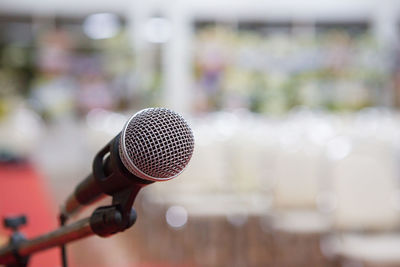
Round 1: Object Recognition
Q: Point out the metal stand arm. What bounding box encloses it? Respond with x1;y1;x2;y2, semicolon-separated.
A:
0;183;140;266
0;217;92;266
0;202;137;266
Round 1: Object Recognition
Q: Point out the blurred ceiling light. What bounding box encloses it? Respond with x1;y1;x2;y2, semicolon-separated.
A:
226;213;248;227
166;205;188;228
308;121;335;145
326;136;352;160
214;112;239;140
144;17;171;43
83;13;121;40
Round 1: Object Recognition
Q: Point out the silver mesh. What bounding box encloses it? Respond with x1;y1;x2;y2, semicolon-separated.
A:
119;108;195;181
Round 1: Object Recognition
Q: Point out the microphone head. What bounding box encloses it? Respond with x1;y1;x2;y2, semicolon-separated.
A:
119;108;195;181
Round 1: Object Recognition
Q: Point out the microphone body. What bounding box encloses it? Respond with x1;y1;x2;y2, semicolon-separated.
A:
62;108;195;218
63;134;151;217
62;133;152;217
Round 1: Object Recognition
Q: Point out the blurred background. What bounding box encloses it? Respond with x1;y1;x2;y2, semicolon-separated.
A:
1;0;400;266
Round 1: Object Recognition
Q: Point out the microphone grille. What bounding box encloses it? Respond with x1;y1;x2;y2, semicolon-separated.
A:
119;108;195;181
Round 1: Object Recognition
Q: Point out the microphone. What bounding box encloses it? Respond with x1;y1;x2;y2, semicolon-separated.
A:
62;107;195;218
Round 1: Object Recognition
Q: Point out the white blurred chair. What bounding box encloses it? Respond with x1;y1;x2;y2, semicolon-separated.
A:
268;115;335;266
273;145;322;210
324;137;400;267
271;115;332;233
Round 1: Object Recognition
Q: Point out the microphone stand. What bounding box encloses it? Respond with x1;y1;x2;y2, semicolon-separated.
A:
0;187;139;267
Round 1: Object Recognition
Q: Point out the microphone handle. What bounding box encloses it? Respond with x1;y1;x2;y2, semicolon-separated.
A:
62;135;152;219
62;138;116;218
63;173;104;217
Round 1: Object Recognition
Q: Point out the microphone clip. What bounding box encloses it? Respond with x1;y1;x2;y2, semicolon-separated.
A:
89;187;139;237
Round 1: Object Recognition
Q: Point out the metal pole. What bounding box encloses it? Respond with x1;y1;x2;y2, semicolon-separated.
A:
0;217;93;265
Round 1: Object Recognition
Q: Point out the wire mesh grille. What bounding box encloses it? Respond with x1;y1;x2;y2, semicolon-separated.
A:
119;108;194;180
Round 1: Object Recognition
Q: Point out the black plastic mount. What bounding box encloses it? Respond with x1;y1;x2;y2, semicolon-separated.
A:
74;133;153;207
86;134;151;237
95;133;154;195
3;215;29;267
89;187;139;237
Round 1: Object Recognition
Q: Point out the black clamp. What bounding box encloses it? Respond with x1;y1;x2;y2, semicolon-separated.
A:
89;187;139;237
